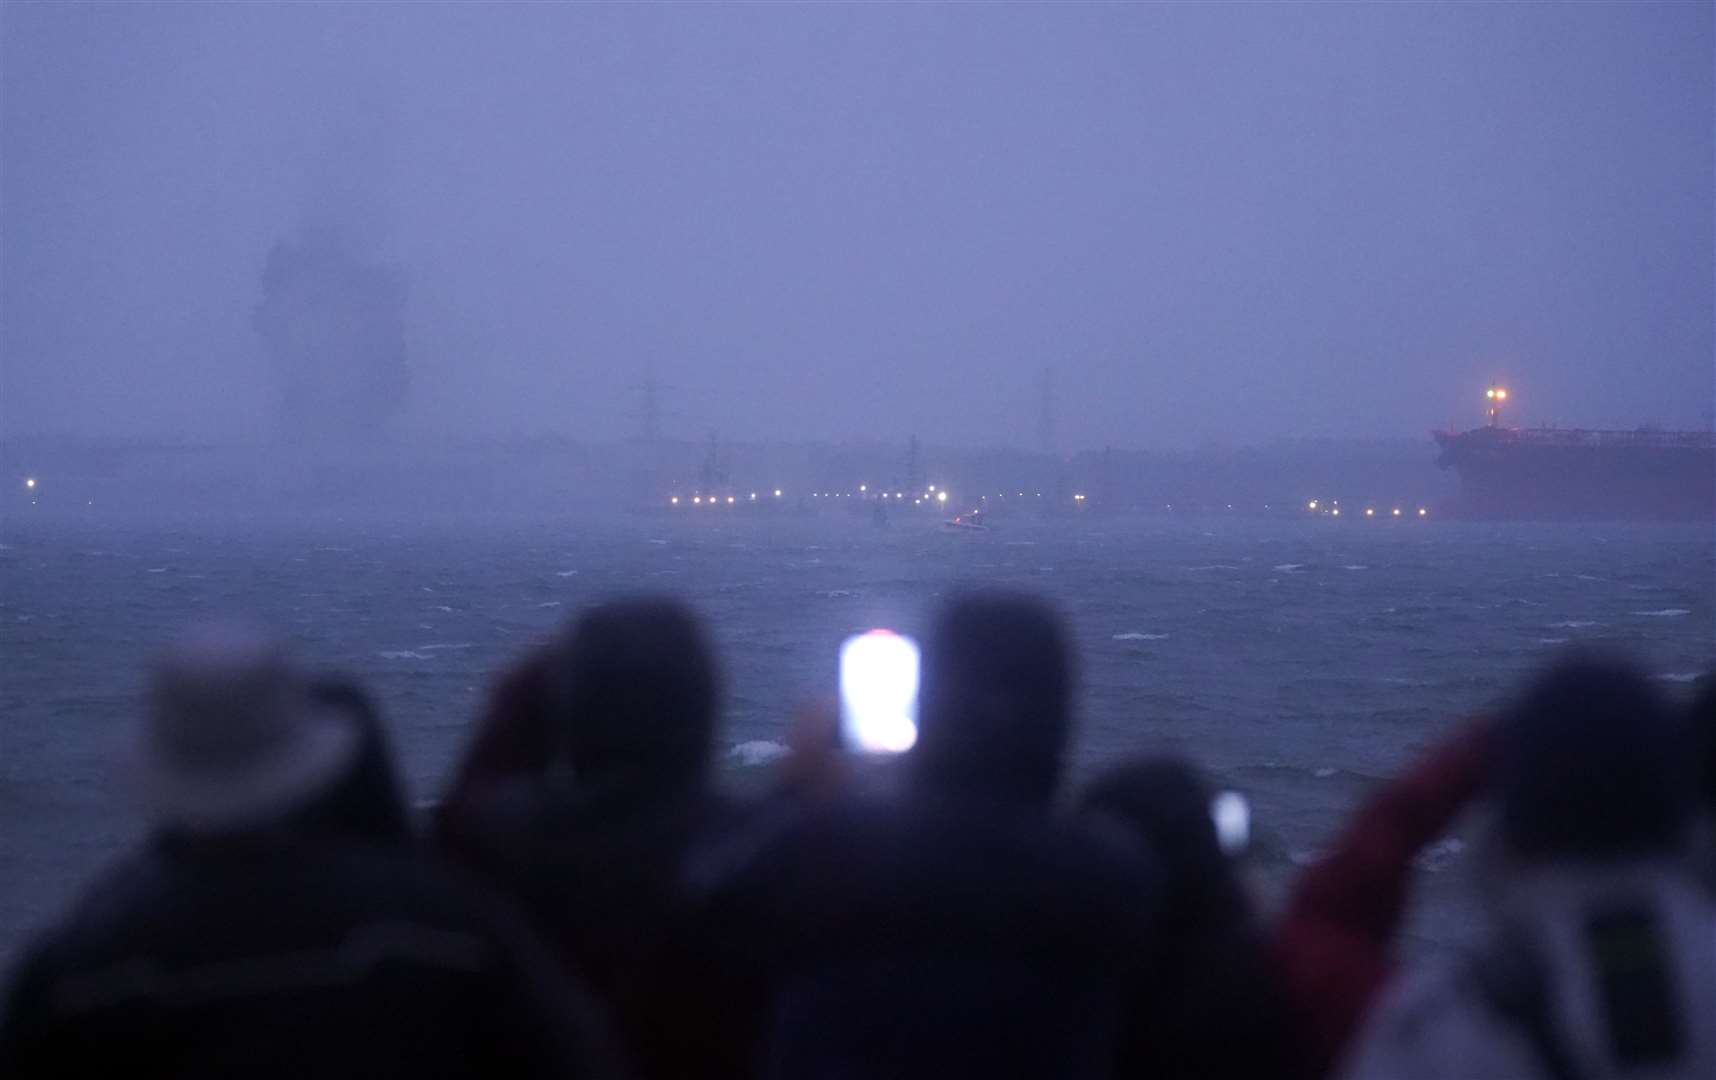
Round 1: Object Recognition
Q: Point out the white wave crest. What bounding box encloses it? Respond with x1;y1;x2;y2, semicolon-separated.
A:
1632;609;1690;617
1537;638;1569;645
1272;563;1305;573
1547;621;1598;628
1314;767;1339;778
536;601;562;608
729;740;790;767
1113;632;1170;641
378;650;433;661
556;570;578;577
1654;672;1702;683
417;643;474;652
1414;837;1466;873
1342;565;1369;571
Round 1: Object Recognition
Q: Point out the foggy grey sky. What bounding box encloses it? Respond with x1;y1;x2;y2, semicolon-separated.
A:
3;2;1711;451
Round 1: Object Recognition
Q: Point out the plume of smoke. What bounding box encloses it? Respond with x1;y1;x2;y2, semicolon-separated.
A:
252;225;408;442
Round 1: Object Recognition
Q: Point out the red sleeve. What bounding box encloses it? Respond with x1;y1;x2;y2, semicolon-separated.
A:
1273;719;1491;1075
434;646;559;846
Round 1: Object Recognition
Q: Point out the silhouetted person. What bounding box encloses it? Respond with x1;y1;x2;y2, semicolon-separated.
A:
437;598;748;1068
685;591;1161;1080
0;623;612;1080
1080;758;1303;1080
1341;656;1716;1080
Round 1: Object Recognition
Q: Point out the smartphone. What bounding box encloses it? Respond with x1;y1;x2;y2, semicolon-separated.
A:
839;629;921;754
1210;790;1250;857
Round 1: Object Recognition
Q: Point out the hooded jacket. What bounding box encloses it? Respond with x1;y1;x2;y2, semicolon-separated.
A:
662;593;1164;1080
1338;860;1716;1080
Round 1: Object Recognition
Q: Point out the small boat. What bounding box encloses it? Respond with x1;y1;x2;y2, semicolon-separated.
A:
943;510;990;532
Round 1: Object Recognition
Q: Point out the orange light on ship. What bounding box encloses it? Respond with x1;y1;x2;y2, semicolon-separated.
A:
1418;507;1428;517
1392;507;1401;516
1364;507;1375;517
671;496;679;504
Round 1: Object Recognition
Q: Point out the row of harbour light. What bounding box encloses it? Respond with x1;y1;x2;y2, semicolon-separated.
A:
666;486;1098;507
670;489;785;505
1306;499;1428;518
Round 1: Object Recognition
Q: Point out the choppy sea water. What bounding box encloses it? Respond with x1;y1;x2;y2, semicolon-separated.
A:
3;512;1712;965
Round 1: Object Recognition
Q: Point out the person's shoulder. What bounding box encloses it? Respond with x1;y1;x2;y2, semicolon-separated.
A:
9;847;178;974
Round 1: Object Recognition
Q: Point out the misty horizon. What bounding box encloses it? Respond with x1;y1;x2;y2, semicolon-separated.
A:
4;4;1712;454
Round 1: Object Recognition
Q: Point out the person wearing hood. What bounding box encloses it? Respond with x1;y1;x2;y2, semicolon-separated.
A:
1339;656;1716;1080
679;591;1162;1080
0;621;615;1079
1079;758;1304;1080
436;597;751;1068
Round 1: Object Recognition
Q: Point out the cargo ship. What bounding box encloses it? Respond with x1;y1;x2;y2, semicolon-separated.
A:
1433;387;1715;520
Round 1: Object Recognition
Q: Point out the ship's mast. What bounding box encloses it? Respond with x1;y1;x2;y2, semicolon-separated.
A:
1485;384;1509;428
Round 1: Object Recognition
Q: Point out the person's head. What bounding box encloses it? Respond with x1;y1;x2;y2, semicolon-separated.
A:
134;621;359;836
286;676;413;843
1080;757;1249;931
1494;654;1694;866
554;597;719;789
911;591;1072;804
